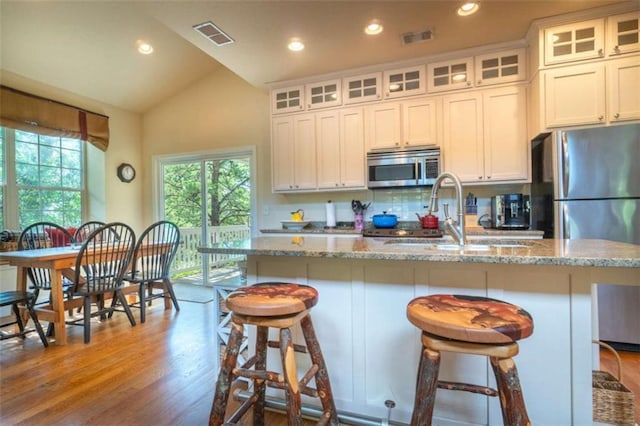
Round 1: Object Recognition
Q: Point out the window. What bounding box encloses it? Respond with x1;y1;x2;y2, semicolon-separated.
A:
1;126;84;229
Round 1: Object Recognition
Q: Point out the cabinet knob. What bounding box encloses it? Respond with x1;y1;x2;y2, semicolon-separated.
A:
466;81;471;86
342;183;345;186
598;48;604;57
598;115;604;121
478;176;483;180
613;45;620;54
477;80;482;85
487;176;491;179
289;185;293;189
335;183;339;187
614;113;620;119
395;142;400;146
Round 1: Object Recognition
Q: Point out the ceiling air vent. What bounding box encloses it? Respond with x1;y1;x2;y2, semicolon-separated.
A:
193;21;234;46
401;29;434;45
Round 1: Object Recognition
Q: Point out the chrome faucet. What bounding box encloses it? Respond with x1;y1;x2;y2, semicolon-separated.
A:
428;172;467;246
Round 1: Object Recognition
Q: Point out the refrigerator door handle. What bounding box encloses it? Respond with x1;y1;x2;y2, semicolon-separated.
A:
559;131;569;198
561;203;569;239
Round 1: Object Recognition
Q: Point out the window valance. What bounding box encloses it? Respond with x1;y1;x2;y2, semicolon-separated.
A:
0;85;109;151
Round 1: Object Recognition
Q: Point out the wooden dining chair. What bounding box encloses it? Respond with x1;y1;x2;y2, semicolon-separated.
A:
18;222;75;306
73;221;106;243
66;222;137;343
113;220;181;323
0;290;48;347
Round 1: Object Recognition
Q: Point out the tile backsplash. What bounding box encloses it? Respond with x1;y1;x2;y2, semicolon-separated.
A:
260;184;529;229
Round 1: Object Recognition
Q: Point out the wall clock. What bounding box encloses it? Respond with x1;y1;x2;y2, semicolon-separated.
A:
117;163;136;183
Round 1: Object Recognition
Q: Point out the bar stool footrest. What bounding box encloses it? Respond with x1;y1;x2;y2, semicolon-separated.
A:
437;380;499;397
267;339;308;353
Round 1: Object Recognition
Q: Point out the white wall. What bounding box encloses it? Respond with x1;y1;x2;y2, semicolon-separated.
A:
141;67;270;227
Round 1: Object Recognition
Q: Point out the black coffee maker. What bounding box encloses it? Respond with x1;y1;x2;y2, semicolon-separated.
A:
490;194;530;229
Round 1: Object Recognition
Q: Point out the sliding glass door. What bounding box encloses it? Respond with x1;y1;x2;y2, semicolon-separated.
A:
156;148;254;290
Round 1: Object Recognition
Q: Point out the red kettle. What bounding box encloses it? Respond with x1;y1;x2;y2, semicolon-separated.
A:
416;212;439;229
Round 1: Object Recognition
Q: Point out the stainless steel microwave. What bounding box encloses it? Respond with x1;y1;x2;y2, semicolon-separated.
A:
367;148;440;189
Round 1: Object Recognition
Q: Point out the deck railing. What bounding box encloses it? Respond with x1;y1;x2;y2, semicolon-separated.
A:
172;225;250;276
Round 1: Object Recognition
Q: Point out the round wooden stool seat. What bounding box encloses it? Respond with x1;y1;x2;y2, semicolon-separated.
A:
226;282;319;317
407;294;534;344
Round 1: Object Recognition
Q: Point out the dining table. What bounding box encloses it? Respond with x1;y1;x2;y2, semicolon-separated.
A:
0;241;175;345
0;246;83;345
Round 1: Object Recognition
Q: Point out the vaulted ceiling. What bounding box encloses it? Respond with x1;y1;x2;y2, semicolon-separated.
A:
0;1;630;113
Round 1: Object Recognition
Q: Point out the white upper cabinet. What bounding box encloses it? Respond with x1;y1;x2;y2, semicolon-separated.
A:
366;98;438;151
543;56;640;128
402;98;438;147
608;56;640;122
316;108;366;190
271;86;305;114
442;86;528;184
343;73;382;104
271;114;317;192
474;48;526;86
543;12;640;66
607;11;640;56
427;57;474;92
544;19;605;65
383;65;426;99
366;103;402;150
306;79;342;110
543;62;606;127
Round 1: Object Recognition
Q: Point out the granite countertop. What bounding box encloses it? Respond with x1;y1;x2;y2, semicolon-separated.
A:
199;236;640;268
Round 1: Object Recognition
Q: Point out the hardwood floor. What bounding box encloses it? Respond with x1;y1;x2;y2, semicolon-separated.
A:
1;300;639;425
0;300;307;426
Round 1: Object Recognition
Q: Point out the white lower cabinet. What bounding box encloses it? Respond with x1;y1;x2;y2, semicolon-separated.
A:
443;85;528;184
246;255;584;425
316;108;366;190
271;114;316;192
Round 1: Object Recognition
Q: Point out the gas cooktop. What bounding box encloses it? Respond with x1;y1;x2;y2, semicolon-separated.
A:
362;228;444;238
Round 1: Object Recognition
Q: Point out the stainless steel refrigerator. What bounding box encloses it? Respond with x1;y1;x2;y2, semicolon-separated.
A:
531;123;640;348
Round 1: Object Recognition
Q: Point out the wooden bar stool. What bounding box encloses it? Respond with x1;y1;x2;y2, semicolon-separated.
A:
406;294;534;426
210;282;339;426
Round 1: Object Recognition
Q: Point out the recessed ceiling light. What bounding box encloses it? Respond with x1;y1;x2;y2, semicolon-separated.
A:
136;40;154;55
288;38;305;52
365;20;383;35
457;2;479;16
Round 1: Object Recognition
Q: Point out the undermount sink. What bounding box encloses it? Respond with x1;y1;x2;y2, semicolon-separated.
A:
384;239;533;251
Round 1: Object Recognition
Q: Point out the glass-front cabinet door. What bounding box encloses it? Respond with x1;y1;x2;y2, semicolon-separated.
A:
271;86;305;114
306;79;342;110
427;57;473;93
343;72;382;104
607;11;640;56
383;65;426;99
544;19;605;65
474;49;526;86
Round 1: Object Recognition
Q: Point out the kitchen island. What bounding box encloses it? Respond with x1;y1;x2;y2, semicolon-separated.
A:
200;236;640;425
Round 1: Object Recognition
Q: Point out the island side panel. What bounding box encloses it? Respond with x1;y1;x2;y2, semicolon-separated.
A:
247;256;590;425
